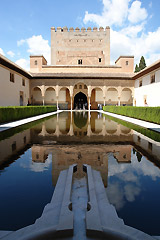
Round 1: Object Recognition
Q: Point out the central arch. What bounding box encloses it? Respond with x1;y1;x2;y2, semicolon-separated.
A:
74;92;88;109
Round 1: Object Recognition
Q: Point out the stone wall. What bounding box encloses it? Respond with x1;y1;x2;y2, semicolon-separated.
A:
51;26;110;66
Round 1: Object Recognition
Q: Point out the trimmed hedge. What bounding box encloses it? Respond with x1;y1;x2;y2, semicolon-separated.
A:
103;106;160;124
0;106;57;124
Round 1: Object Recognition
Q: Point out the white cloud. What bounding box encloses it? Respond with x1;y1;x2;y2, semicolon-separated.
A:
84;0;129;27
120;22;145;38
15;58;30;71
124;184;140;202
17;39;25;46
110;27;160;65
107;182;125;210
0;48;5;56
128;1;148;24
106;151;160;210
20;153;52;172
7;50;15;58
17;35;51;64
83;0;160;66
83;0;148;27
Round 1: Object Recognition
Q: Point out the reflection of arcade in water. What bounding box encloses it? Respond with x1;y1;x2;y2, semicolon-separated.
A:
31;112;133;142
0;111;160;188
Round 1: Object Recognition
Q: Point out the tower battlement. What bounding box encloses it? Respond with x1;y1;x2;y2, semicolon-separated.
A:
51;26;110;32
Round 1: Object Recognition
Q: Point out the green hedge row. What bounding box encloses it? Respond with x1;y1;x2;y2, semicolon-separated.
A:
103;106;160;124
0;106;57;124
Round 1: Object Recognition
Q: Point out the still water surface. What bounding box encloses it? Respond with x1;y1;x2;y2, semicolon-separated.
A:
0;111;160;235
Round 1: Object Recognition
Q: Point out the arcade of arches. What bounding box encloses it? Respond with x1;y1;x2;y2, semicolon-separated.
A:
31;82;134;110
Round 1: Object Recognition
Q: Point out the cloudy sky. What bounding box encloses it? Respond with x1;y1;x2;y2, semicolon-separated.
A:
0;0;160;70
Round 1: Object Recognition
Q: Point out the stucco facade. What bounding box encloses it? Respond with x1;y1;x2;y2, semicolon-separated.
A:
0;26;160;108
133;61;160;106
0;56;30;106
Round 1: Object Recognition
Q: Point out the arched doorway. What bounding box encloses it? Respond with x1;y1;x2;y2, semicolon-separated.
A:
121;88;133;106
106;88;118;105
91;87;103;109
74;92;88;109
32;87;43;105
44;87;56;105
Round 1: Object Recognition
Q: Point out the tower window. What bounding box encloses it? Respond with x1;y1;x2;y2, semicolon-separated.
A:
35;60;38;65
126;61;129;65
99;58;102;63
78;59;82;65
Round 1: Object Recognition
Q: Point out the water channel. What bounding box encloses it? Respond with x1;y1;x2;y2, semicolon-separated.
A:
0;111;160;236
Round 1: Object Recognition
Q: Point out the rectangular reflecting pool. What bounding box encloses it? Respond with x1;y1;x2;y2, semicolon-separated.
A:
0;111;160;235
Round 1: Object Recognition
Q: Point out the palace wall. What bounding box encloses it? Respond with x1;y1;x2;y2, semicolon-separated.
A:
0;63;30;106
134;62;160;106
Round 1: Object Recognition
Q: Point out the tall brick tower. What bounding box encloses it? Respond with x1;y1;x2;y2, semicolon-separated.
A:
51;26;110;66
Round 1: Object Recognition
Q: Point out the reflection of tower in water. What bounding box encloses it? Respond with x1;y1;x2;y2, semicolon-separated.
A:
51;144;132;187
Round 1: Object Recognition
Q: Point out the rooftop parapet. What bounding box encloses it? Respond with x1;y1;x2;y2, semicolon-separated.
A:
81;27;86;33
63;26;68;32
69;27;74;32
93;27;98;32
57;27;62;32
99;26;104;31
75;27;80;32
87;27;92;32
51;26;110;32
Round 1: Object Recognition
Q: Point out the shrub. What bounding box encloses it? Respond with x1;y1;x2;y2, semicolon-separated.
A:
0;106;57;124
103;106;160;124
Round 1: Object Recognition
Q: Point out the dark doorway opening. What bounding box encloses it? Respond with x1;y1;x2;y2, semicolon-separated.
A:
20;91;24;106
74;92;88;109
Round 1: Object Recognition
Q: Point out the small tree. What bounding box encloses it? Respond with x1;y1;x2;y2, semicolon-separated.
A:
135;64;139;73
134;56;147;72
139;56;146;70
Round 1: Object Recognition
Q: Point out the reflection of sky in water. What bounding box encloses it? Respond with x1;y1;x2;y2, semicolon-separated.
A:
107;149;160;235
20;154;52;172
0;149;54;231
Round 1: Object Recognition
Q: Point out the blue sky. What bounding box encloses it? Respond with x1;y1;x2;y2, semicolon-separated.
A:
0;0;160;70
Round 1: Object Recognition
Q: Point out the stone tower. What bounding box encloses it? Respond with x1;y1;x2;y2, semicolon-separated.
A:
51;26;110;66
